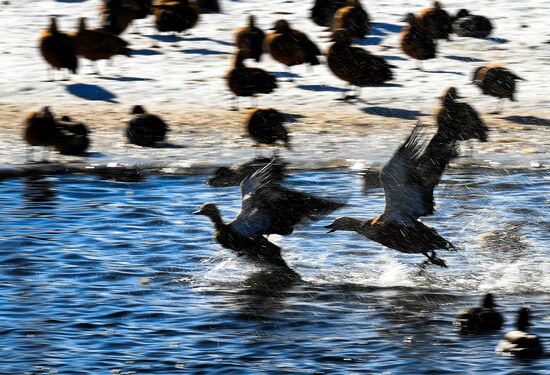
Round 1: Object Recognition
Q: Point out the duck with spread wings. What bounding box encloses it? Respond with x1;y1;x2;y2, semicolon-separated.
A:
194;161;345;276
325;123;458;267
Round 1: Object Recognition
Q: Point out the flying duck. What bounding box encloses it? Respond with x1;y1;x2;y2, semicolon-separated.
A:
265;20;321;75
195;161;344;275
72;17;131;73
332;0;371;39
235;15;265;62
471;65;524;113
126;105;169;147
152;0;200;35
455;294;504;333
496;308;544;358
453;9;493;39
207;157;287;188
225;50;278;110
39;17;78;80
400;13;437;70
23;107;58;162
417;1;453;40
327;29;394;100
246;108;290;149
325;122;459;268
435;87;488;142
54;115;91;156
311;0;347;28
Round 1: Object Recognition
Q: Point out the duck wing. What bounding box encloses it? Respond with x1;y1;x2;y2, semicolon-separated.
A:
381;123;456;224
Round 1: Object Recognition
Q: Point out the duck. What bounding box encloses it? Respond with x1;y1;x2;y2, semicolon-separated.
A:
246;108;290;149
126;105;169;147
435;87;488;142
152;0;200;35
235;15;265;62
471;65;524;113
332;0;371;39
194;160;344;276
195;0;221;13
225;50;278;110
496;308;544;358
99;0;138;35
327;29;394;100
311;0;347;28
72;17;131;73
400;13;437;70
23;107;58;161
455;294;504;333
265;19;321;76
326;122;459;268
39;17;78;80
54;115;91;156
453;9;493;39
417;1;453;40
207;157;287;187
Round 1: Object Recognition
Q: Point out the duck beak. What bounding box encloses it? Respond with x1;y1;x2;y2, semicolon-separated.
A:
192;209;203;215
324;224;336;233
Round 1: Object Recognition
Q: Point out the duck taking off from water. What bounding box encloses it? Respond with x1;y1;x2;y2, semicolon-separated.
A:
194;160;345;276
325;122;458;268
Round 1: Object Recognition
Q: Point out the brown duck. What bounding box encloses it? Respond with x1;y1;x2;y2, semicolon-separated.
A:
235;15;265;62
332;0;371;39
23;107;57;161
72;18;131;73
401;13;437;69
195;160;344;276
225;51;277;110
265;20;321;73
100;0;138;35
417;1;453;40
152;0;200;34
327;29;394;100
39;17;78;80
126;105;169;147
472;65;524;112
435;87;488;142
453;9;493;39
246;108;290;149
311;0;347;27
496;308;544;358
54;115;91;156
455;294;504;333
326;123;458;268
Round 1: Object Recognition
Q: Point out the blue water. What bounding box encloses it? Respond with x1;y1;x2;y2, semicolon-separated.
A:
0;170;549;373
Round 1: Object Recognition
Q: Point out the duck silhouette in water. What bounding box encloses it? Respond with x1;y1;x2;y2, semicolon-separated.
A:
455;293;504;333
195;160;345;276
325;122;459;267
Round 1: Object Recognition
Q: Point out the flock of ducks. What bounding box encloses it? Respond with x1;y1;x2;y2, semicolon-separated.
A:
27;0;545;359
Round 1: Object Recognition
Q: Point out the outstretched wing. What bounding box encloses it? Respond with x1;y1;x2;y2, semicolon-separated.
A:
381;123;456;224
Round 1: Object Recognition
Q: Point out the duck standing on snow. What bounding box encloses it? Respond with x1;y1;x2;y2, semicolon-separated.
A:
152;0;200;35
246;108;291;149
23;107;58;161
455;294;504;333
496;308;544;358
225;51;277;110
265;19;321;78
54;115;91;156
417;1;453;40
100;0;138;35
72;17;131;74
325;122;460;268
453;9;493;39
207;157;286;187
194;161;345;276
327;29;394;100
235;15;265;62
126;105;169;147
311;0;347;28
400;13;436;70
39;17;78;80
332;0;371;39
435;87;488;142
471;65;524;113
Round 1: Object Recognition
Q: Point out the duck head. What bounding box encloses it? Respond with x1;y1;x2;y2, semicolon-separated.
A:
78;17;88;33
401;13;418;25
272;19;291;33
248;14;256;27
481;293;497;308
325;217;363;233
331;28;353;44
193;203;223;224
456;9;470;19
517;307;531;331
439;87;462;103
131;105;146;115
48;17;59;34
471;66;485;85
433;1;443;9
346;0;362;7
39;106;54;118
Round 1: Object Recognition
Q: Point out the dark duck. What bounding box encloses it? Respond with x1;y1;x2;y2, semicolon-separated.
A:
401;13;437;70
54;115;91;156
471;65;524;113
235;15;265;62
332;0;371;39
455;294;504;333
195;161;345;276
325;122;460;268
246;108;291;149
496;308;544;358
453;9;493;39
311;0;347;28
417;1;453;40
126;105;169;147
39;17;78;80
23;107;57;162
152;0;200;35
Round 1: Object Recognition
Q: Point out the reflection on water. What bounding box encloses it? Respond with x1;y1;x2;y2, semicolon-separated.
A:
0;169;548;373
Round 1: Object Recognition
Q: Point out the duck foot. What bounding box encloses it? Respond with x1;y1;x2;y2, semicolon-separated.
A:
422;251;448;268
